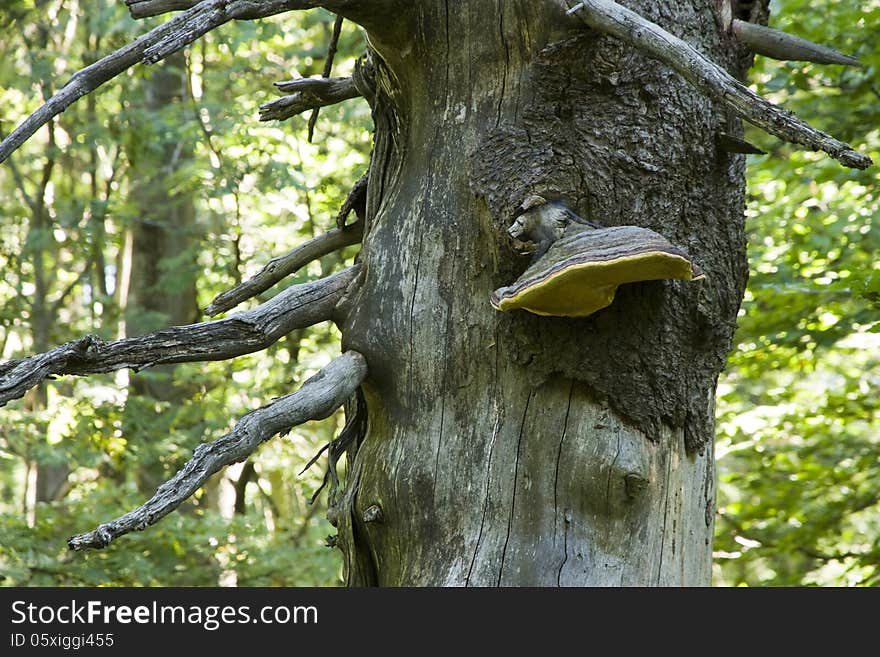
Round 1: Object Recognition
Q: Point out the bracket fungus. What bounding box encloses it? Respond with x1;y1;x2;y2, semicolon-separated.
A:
491;198;704;318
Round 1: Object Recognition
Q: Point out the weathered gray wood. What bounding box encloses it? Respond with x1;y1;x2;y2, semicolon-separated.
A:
205;224;363;316
731;19;861;67
565;0;870;169
462;379;714;585
261;77;361;121
336;0;739;586
67;350;367;550
141;0;314;63
125;0;391;21
0;267;357;407
126;0;202;20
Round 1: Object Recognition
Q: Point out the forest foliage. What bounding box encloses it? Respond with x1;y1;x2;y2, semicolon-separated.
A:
0;0;877;586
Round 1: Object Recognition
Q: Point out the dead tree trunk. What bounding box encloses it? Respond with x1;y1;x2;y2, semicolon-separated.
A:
1;0;868;586
334;1;749;586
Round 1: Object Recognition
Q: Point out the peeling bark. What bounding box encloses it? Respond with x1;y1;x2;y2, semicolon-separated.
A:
261;77;361;122
205;224;363;316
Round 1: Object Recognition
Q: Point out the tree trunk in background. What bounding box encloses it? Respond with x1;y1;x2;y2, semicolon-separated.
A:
337;1;749;585
125;51;199;342
25;17;68;505
30;190;69;503
123;52;201;495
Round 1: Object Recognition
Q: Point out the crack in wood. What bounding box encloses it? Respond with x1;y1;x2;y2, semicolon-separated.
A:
497;389;531;585
553;381;575;546
465;405;502;586
655;444;675;584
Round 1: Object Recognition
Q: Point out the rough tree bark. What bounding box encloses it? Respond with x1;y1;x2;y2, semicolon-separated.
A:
332;0;752;586
0;0;869;586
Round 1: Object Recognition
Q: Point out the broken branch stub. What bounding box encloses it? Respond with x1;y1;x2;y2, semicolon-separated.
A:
565;0;871;170
731;19;861;67
260;77;361;121
67;350;368;550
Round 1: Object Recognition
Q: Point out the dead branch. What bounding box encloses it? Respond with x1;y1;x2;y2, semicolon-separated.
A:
67;350;367;550
124;0;371;20
566;0;872;170
0;266;359;407
260;77;361;121
731;19;861;67
0;0;320;163
140;0;319;63
204;225;363;316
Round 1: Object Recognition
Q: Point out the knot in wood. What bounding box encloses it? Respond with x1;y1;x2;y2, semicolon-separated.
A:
362;504;384;524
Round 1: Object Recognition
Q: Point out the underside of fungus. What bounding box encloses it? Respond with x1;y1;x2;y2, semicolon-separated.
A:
491;225;704;318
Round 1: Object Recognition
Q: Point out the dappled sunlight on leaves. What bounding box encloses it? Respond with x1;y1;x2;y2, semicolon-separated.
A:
715;0;880;587
0;3;363;586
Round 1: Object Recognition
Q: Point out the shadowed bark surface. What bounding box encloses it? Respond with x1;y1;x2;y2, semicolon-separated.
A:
335;0;746;585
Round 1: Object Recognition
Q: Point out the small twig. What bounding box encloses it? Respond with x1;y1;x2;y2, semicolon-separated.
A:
565;0;871;169
308;14;345;142
67;351;367;550
716;132;765;155
204;224;363;316
306;387;366;505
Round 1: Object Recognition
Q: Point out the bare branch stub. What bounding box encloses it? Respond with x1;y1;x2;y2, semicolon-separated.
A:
67;350;368;550
308;14;346;141
261;77;361;121
731;19;861;67
0;267;359;407
126;0;202;19
566;0;872;170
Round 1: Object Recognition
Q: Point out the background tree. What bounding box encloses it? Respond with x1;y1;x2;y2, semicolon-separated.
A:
0;0;875;586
